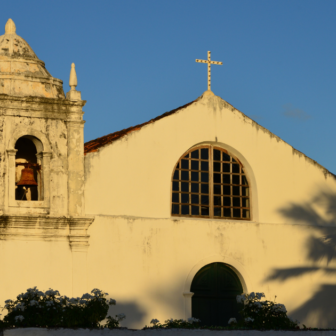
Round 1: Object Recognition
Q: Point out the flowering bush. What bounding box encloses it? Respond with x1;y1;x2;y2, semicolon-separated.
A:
229;292;299;329
105;313;126;328
228;318;237;325
145;317;201;329
1;287;123;329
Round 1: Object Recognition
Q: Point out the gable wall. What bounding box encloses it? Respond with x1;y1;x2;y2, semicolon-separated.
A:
83;94;336;329
84;94;336;223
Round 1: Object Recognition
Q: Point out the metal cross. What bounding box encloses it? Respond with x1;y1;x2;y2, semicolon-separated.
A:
196;51;222;91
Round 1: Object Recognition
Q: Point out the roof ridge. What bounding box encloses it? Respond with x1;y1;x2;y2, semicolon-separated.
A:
84;99;197;155
84;95;336;180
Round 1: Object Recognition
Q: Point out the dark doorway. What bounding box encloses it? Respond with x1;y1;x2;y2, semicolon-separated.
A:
191;262;243;326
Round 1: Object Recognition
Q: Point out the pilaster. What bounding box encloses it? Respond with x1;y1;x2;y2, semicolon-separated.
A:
6;149;17;208
41;152;52;208
183;292;194;320
66;120;85;217
68;217;93;297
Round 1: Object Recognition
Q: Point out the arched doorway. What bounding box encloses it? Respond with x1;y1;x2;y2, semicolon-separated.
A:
15;136;41;201
191;262;243;326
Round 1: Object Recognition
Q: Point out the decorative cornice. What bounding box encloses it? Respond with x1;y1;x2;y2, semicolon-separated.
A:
0;94;86;107
6;149;17;156
65;120;85;126
0;95;86;121
68;217;95;252
0;215;94;251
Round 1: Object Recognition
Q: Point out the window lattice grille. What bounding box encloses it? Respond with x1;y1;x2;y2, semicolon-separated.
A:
171;146;250;220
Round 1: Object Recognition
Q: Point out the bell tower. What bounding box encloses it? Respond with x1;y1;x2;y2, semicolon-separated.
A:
0;19;93;296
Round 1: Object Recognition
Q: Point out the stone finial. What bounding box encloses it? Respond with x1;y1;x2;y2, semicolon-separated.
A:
5;18;16;35
66;63;81;100
69;63;78;91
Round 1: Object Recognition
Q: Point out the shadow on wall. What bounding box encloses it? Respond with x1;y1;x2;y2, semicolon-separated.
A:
146;279;185;320
107;301;146;329
265;191;336;328
108;277;187;328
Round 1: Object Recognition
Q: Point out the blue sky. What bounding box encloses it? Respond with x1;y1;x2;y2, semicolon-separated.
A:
1;1;336;172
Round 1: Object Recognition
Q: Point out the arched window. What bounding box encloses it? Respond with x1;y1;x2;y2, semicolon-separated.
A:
15;136;42;201
171;146;250;219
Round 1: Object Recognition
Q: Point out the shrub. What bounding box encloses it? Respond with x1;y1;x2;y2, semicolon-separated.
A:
2;287;123;328
105;314;126;328
228;292;299;329
145;317;201;329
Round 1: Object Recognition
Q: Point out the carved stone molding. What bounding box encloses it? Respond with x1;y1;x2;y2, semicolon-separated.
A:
0;215;94;250
68;217;94;252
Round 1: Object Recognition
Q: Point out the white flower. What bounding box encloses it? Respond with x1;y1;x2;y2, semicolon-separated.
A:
188;317;200;323
248;292;256;299
245;317;254;323
15;303;25;311
14;315;24;322
256;292;265;300
27;287;37;293
236;294;245;304
91;288;104;297
116;313;126;321
272;303;287;313
108;298;116;305
45;289;60;296
4;299;13;309
150;319;160;325
228;318;237;325
69;298;79;304
37;291;45;297
81;293;93;300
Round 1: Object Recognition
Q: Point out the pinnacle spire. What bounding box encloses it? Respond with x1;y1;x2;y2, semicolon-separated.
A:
69;63;78;91
5;18;16;35
66;63;81;100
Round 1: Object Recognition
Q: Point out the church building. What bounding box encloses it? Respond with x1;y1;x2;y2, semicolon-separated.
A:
0;19;336;329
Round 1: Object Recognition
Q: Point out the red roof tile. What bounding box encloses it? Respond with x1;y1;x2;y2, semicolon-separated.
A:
84;99;196;155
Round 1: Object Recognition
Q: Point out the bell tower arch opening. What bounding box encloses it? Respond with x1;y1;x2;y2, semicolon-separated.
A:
15;136;42;201
191;262;244;326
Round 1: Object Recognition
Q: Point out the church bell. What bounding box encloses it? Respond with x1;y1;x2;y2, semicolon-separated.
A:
16;167;38;187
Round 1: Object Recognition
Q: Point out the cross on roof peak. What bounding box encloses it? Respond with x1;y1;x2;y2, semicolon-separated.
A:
196;51;222;93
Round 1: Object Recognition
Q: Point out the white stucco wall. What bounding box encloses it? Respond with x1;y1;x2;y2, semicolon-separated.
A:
0;239;73;302
84;93;336;222
84;93;336;329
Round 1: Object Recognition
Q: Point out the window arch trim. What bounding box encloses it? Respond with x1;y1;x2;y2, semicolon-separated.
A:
8;130;51;153
182;255;250;320
171;144;252;220
6;133;52;211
